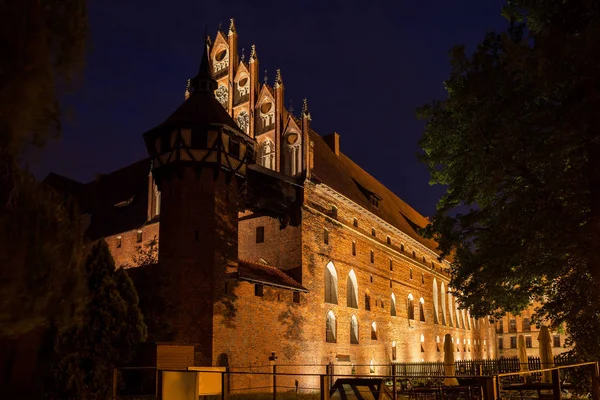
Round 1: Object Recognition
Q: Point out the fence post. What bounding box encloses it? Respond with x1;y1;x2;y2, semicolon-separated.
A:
112;368;118;400
272;364;277;400
551;369;561;400
392;373;397;400
221;369;229;400
592;362;599;400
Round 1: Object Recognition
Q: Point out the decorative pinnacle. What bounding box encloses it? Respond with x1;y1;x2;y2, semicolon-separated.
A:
240;47;245;63
274;69;282;88
185;79;191;94
228;18;236;35
289;100;294;114
218;22;223;32
263;69;268;85
302;98;312;121
249;44;257;62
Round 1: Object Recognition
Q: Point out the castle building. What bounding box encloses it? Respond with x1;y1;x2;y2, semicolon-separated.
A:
47;19;507;391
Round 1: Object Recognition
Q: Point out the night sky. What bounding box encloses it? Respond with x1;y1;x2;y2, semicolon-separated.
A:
32;0;508;217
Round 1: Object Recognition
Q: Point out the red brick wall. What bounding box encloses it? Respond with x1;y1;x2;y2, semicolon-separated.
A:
238;213;302;272
106;222;159;268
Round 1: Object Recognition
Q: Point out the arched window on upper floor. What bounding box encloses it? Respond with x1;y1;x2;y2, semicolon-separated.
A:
371;321;377;340
392;341;397;361
365;289;371;311
324;262;338;304
259;139;275;170
447;293;454;327
326;311;336;343
455;300;462;329
433;278;439;324
462;309;467;330
407;294;415;320
420;334;425;352
390;293;397;317
419;297;426;322
350;315;359;344
440;282;447;326
347;269;358;308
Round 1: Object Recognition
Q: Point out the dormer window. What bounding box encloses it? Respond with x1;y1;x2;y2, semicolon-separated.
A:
370;195;379;208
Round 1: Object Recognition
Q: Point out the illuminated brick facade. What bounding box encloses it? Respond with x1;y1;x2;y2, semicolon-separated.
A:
48;19;565;392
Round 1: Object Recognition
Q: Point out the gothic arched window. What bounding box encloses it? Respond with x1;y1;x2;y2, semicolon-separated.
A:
390;293;397;317
326;311;336;343
407;294;415;320
441;282;447;326
433;278;439;324
346;270;358;308
350;315;359;344
419;297;426;322
259;140;275;170
324;262;338;304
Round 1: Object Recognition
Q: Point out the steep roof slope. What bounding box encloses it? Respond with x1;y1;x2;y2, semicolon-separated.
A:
309;130;439;253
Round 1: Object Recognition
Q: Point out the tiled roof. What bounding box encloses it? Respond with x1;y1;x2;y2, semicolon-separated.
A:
45;159;153;240
237;260;307;292
309;130;440;253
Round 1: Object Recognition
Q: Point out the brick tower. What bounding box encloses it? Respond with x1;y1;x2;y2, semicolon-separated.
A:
143;39;255;365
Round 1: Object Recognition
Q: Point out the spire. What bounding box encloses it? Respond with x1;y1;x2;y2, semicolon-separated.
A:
263;69;268;85
302;98;311;121
274;69;283;88
190;36;217;94
249;44;257;63
240;47;245;63
228;18;236;36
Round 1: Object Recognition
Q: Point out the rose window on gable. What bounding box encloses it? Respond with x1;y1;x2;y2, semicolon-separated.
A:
213;49;229;73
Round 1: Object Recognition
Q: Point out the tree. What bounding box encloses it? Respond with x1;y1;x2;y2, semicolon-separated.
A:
125;236;175;342
51;240;147;400
418;0;600;362
0;0;88;337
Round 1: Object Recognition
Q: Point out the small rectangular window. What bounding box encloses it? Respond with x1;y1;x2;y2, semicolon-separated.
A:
389;259;393;271
352;241;356;256
498;338;504;349
229;140;240;158
509;319;517;333
136;230;142;243
410;268;413;279
553;335;561;348
522;317;531;332
525;336;532;348
370;250;374;263
256;226;264;243
371;228;376;237
510;336;517;348
323;229;329;245
254;284;264;297
116;236;122;248
331;205;338;219
353;218;358;227
386;236;391;245
421;273;425;284
191;129;208;148
293;292;300;303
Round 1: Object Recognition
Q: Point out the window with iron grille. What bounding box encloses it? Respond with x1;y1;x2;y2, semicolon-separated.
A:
526;336;532;348
510;336;517;348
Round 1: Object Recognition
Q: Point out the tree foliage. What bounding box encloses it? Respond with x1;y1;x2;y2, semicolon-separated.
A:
418;0;600;361
125;236;175;342
50;240;147;400
0;0;88;337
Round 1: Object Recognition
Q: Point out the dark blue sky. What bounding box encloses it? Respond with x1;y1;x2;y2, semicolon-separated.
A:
32;0;508;216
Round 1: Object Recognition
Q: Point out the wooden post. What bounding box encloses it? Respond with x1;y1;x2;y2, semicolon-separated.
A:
551;369;561;400
592;362;599;400
320;375;331;400
478;377;497;400
392;373;397;400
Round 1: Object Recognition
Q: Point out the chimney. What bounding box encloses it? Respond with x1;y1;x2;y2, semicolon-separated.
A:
324;132;340;156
